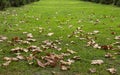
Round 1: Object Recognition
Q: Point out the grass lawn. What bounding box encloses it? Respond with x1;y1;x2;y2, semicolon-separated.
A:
0;0;120;75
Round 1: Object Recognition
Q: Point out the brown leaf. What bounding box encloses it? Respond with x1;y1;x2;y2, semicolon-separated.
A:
67;49;76;54
3;57;11;61
12;36;20;42
60;65;69;71
0;35;7;41
72;56;81;60
107;68;117;74
91;60;104;65
115;36;120;40
27;33;33;38
36;59;45;68
105;53;113;58
16;55;25;60
101;45;113;50
47;33;54;36
2;61;11;66
60;59;74;66
89;68;96;73
26;38;36;42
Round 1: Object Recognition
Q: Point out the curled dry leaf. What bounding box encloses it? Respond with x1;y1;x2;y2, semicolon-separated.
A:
107;68;117;74
91;60;104;65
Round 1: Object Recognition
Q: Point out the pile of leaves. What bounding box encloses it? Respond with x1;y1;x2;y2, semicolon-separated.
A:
0;32;80;71
0;25;120;74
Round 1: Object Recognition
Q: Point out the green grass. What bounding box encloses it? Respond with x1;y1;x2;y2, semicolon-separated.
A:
0;0;120;75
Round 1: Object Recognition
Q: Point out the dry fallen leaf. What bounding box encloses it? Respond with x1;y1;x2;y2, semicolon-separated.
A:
105;53;113;58
60;65;69;71
11;47;23;52
16;55;25;60
89;68;96;73
91;60;104;65
60;60;72;66
67;49;76;54
3;57;11;61
27;33;33;38
101;45;113;50
93;30;99;34
115;36;120;40
107;68;117;74
47;32;54;36
2;61;11;66
72;56;81;60
0;35;7;42
36;59;45;68
26;38;36;42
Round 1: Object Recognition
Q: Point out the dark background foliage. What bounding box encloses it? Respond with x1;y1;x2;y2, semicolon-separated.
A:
0;0;40;10
82;0;120;6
